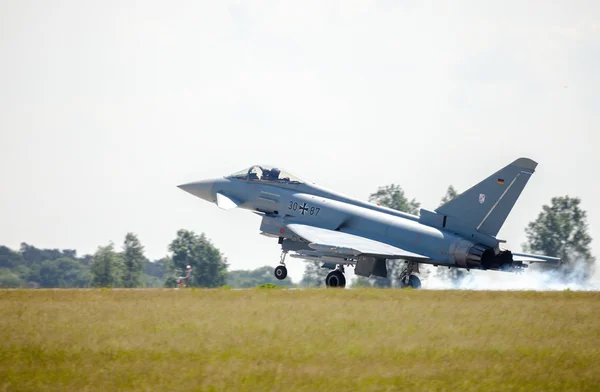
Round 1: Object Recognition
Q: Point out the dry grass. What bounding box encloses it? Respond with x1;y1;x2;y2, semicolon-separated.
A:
1;288;599;391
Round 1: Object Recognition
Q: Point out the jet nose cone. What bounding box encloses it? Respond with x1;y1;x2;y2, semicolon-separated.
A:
177;179;216;202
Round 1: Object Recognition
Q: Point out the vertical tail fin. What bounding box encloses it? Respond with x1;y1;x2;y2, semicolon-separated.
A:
435;158;537;237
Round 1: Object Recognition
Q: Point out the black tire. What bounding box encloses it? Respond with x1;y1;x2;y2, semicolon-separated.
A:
325;270;346;288
408;275;421;289
274;265;287;280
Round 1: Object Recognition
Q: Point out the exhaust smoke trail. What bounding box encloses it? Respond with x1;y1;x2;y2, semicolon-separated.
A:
422;261;600;291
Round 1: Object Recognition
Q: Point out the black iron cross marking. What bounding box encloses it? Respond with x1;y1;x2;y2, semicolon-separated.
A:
299;202;309;215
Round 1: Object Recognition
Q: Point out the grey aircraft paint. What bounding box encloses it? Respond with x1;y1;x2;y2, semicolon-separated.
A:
178;158;561;288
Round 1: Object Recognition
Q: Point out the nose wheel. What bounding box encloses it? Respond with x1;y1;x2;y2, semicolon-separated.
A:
274;251;288;280
274;265;288;280
325;268;346;288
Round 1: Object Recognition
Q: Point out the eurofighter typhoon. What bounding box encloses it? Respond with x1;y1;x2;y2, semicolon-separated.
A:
178;158;561;288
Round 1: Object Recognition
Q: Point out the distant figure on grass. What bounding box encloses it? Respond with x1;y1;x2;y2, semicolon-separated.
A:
177;265;192;288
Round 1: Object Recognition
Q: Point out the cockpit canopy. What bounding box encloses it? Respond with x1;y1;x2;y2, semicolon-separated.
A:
226;165;307;184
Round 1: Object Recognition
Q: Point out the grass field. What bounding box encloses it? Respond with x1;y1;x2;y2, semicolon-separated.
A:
1;288;599;391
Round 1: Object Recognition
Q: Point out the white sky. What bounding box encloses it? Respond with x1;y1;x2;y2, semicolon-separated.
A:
1;1;599;282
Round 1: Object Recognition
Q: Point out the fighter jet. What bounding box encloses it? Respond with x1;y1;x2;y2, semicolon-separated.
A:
178;158;561;288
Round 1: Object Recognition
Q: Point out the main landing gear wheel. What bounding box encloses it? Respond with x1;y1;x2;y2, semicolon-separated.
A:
399;261;421;289
407;275;421;289
274;265;287;280
325;270;346;288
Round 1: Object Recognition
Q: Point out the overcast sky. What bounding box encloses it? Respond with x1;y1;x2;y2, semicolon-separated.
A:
1;1;598;282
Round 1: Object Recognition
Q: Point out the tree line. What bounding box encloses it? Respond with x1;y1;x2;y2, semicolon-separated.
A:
0;228;296;289
0;184;595;288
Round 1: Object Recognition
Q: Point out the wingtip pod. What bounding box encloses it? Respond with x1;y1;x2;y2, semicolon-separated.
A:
512;157;538;171
511;252;562;265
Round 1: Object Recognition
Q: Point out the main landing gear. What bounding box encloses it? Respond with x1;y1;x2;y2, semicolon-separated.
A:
325;265;346;288
399;261;421;289
274;252;288;280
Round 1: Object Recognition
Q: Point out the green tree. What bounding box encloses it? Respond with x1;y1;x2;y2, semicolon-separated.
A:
26;264;41;286
90;243;123;287
0;268;23;288
12;243;84;287
122;233;145;288
39;257;89;288
367;184;421;286
0;246;24;269
0;243;93;288
368;184;420;215
440;185;459;205
143;257;174;287
523;196;595;281
12;265;32;284
300;261;329;287
19;243;67;266
168;230;228;287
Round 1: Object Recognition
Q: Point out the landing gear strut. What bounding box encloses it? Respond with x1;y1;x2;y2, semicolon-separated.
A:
399;261;421;289
325;265;346;288
274;251;288;280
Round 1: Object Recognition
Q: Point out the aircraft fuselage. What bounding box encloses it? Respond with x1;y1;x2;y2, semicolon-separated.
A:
178;160;562;288
181;177;505;271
